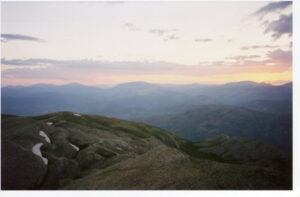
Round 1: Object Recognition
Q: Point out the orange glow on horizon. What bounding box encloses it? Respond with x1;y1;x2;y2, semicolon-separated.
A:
1;69;292;87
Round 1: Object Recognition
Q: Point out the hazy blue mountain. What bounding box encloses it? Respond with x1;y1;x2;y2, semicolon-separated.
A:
240;99;292;114
1;81;215;117
1;81;292;119
177;81;292;105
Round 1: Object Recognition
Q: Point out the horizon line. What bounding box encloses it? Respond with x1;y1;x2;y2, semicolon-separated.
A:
1;80;292;88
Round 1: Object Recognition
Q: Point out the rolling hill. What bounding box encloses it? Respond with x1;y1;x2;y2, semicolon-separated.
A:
1;112;291;190
139;104;292;153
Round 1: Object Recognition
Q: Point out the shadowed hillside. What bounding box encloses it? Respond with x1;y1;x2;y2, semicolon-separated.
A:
1;112;292;190
139;104;292;153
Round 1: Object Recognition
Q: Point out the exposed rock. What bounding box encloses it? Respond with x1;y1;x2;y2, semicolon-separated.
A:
2;141;47;189
41;155;80;189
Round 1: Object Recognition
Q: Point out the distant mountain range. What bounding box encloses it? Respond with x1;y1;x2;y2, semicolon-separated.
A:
1;81;292;118
1;81;292;153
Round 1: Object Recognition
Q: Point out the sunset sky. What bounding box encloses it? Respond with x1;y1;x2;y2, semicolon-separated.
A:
1;1;293;86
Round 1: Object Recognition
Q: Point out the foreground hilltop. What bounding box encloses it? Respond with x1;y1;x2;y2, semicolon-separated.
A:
1;112;292;190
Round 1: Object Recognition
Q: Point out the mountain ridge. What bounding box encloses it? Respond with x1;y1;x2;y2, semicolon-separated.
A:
1;80;292;89
2;80;292;118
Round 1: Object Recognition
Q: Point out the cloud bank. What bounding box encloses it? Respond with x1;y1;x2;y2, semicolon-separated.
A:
264;14;292;39
267;49;292;64
252;2;292;40
2;48;292;84
240;45;279;50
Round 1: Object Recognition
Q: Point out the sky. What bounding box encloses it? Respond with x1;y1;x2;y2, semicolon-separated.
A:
0;1;293;86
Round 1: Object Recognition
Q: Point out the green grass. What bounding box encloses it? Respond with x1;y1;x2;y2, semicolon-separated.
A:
95;147;117;158
179;141;230;163
11;112;234;164
1;114;19;119
2;111;292;190
150;129;177;148
111;126;150;139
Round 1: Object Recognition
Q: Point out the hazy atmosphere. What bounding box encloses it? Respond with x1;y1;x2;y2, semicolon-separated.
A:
1;1;295;192
1;1;292;86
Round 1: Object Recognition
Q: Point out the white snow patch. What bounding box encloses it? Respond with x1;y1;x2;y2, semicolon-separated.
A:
40;131;51;143
74;113;81;117
69;143;80;151
32;143;48;165
47;122;53;126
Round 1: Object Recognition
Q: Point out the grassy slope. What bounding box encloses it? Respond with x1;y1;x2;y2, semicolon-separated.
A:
140;104;292;152
1;112;291;190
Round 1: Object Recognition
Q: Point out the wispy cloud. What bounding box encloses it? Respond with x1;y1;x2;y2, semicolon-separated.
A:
251;2;292;40
1;58;57;66
2;48;292;82
1;58;183;72
1;34;42;42
123;25;179;42
194;38;213;43
240;45;279;50
163;34;179;42
149;28;179;42
267;49;292;64
225;55;261;61
123;23;141;31
105;1;124;5
253;1;292;16
149;29;171;36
